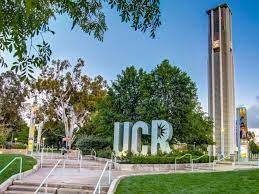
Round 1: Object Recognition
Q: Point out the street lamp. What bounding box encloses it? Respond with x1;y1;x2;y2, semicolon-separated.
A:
42;137;46;148
14;138;18;143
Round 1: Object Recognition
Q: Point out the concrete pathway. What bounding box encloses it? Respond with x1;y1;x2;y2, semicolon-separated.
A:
21;160;259;186
20;168;146;186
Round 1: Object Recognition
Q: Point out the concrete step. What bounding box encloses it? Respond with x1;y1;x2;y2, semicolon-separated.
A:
34;156;79;160
12;181;109;192
41;163;104;169
4;191;54;194
215;161;234;165
7;185;57;193
56;188;106;194
6;183;108;194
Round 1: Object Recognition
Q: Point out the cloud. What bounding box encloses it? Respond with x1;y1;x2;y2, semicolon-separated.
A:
247;96;259;128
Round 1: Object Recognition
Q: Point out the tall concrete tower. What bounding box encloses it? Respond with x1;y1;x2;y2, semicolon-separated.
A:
207;4;235;156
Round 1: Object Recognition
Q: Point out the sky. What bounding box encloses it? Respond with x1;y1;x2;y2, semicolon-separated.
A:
2;0;259;127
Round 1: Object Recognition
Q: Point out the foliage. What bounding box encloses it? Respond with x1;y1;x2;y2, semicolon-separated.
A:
10;143;27;149
249;140;259;154
0;127;11;146
0;154;37;184
117;150;212;164
0;0;161;81
115;169;259;194
0;71;27;145
128;155;213;164
31;58;107;147
96;148;113;158
13;121;29;144
247;131;256;141
76;135;111;155
42;121;64;148
93;60;213;146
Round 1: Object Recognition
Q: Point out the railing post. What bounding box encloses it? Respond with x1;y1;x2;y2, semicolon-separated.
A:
190;155;193;171
45;181;48;194
174;158;176;172
19;157;23;180
191;160;193;172
41;148;43;168
51;145;53;159
108;162;111;184
79;154;82;172
234;155;236;166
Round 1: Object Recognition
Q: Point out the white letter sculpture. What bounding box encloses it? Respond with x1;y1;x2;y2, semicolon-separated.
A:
151;120;173;155
131;121;150;155
113;122;123;154
113;120;173;155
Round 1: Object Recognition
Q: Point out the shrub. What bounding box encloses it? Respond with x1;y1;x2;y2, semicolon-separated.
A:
120;151;214;164
249;141;259;154
97;148;113;158
76;135;111;155
129;155;191;164
11;143;27;149
4;142;27;149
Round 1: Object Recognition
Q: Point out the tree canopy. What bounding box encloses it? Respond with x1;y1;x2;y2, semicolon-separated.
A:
0;0;161;81
91;60;213;145
0;71;28;145
31;58;107;147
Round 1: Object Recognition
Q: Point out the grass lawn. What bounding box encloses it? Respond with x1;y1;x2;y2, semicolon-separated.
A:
116;169;259;194
0;154;37;184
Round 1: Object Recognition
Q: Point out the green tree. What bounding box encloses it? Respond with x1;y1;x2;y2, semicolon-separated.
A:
247;131;255;142
0;127;11;146
42;121;64;149
93;60;213;146
249;140;259;154
0;0;161;81
0;71;27;144
15;121;29;144
31;58;107;147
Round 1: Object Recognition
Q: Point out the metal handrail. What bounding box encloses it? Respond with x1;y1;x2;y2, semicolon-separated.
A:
216;154;230;162
79;154;83;171
212;155;230;171
111;152;117;163
91;149;97;160
46;146;54;159
191;154;210;171
76;149;81;161
93;160;113;194
34;159;62;194
40;147;44;168
0;157;23;180
175;154;192;172
75;149;83;171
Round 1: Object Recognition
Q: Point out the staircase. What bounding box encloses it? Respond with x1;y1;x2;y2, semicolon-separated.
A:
40;159;105;170
3;153;111;194
4;181;109;194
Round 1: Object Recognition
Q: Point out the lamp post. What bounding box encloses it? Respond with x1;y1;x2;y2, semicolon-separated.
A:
42;137;46;149
221;128;224;158
14;138;17;143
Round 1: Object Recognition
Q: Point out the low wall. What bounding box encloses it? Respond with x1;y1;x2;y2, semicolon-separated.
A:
115;163;210;171
0;149;27;155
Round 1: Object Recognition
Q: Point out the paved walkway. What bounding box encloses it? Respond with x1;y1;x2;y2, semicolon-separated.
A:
20;160;259;187
21;168;145;186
